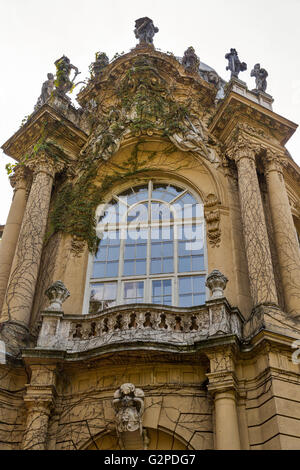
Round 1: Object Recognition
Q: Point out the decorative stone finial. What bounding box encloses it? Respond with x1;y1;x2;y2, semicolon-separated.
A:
250;63;268;93
54;55;80;97
206;270;228;299
182;47;200;74
113;383;144;433
90;52;109;78
134;17;158;46
45;280;70;311
34;73;55;110
225;48;247;79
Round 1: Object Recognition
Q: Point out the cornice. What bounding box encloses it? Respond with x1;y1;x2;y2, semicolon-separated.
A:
1;103;88;162
209;91;297;147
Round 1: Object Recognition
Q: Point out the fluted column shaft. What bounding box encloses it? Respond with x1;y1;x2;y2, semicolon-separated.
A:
1;154;64;328
234;146;278;306
0;166;28;313
265;156;300;315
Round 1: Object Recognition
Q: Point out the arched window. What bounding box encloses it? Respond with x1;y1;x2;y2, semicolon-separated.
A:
84;181;207;313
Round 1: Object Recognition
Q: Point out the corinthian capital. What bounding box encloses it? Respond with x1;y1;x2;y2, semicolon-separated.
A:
26;152;65;178
9;164;28;190
226;133;262;164
264;148;287;175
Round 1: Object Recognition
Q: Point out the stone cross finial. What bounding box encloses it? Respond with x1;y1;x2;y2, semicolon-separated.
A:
225;48;247;79
134;17;158;45
206;270;228;299
45;280;70;311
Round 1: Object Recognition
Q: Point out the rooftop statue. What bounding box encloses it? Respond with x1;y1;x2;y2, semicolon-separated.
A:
182;47;200;74
54;55;80;97
90;52;109;78
251;63;268;93
225;48;247;79
134;17;159;45
34;73;55;110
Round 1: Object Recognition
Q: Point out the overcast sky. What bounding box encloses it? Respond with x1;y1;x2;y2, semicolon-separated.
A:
1;0;300;224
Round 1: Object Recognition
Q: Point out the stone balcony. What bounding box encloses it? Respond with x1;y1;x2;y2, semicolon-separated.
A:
36;299;243;355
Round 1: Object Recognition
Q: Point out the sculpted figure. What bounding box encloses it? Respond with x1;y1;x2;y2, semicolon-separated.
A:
251;63;268;92
182;47;200;73
169;115;220;164
134;17;159;45
91;51;109;78
54;55;80;96
225;48;247;78
113;383;145;433
34;73;55;110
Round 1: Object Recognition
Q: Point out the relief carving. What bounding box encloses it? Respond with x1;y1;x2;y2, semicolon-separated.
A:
204;194;221;247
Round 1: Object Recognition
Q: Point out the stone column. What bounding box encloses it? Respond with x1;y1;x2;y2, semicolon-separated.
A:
214;390;241;450
22;364;56;450
228;139;278;307
22;400;52;450
0;166;28;313
1;153;64;329
265;153;300;316
206;349;241;450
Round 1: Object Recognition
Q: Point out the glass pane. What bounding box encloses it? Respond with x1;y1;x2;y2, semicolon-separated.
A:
106;261;119;277
124;245;135;259
119;185;148;205
179;277;191;294
151;202;173;221
137;281;144;297
194;294;205;305
108;246;120;261
163;296;172;305
136;259;146;275
124;282;136;298
152;280;161;297
179;294;193;307
163;258;173;273
179;256;191;273
163;242;173;257
191;255;204;271
92;262;106;278
124;260;135;276
163;280;172;295
151;243;161;258
152;183;183;202
151;259;161;274
95;247;106;261
136;244;147;258
127;203;148;223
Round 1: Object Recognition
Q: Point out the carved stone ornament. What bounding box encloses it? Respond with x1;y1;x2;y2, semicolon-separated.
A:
34;73;55;110
225;48;247;79
25;152;65;178
113;383;145;433
206;270;228;299
9;165;28;191
250;63;268;93
54;55;80;97
45;280;70;311
182;47;200;74
204;194;221;247
90;52;109;78
134;17;158;45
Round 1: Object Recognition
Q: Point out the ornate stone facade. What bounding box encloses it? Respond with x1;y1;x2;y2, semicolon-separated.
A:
0;19;299;451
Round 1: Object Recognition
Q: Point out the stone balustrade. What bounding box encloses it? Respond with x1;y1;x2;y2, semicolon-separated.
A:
36;301;242;354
